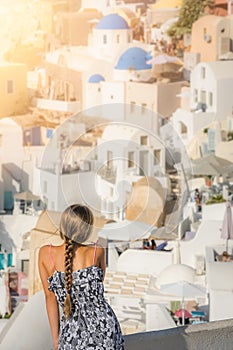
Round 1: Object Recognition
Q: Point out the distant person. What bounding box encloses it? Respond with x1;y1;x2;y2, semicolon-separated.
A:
156;241;173;252
178;317;190;325
143;239;150;250
4;250;8;269
193;188;199;202
156;241;168;251
151;239;157;250
38;204;124;350
222;251;231;262
194;189;202;212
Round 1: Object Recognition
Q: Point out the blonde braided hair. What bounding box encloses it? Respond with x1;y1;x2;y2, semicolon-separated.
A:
60;204;94;319
64;237;74;318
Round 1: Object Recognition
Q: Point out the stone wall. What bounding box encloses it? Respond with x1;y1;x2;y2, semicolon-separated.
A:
124;319;233;350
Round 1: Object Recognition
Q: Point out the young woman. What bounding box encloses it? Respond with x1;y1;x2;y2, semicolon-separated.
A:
38;204;124;350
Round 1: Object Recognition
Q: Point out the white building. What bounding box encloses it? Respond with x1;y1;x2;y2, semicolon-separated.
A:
0;119;27;211
40;10;185;127
41;13;154;111
96;123;166;220
173;60;233;143
191;15;233;62
37;117;167;220
34;119;97;212
0;118;62;212
84;76;184;124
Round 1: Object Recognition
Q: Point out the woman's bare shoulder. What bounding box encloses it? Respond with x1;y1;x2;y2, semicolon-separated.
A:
39;244;50;255
96;246;105;254
82;245;105;258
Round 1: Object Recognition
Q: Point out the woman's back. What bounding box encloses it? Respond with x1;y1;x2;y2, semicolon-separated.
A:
47;243;105;307
45;244;102;274
45;244;124;349
39;204;124;349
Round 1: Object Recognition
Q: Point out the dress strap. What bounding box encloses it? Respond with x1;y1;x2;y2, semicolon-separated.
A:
49;243;56;271
92;240;98;265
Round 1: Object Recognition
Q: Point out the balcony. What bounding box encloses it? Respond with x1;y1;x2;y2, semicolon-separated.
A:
33;98;80;113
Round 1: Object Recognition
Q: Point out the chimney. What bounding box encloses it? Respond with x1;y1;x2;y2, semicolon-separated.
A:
228;0;232;15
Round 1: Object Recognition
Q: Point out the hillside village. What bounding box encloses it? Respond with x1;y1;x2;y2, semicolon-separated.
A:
0;0;233;349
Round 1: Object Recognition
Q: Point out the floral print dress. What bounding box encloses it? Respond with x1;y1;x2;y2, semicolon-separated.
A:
48;265;124;350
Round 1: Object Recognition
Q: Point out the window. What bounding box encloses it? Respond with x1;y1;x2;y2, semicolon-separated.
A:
107;150;113;168
130;101;136;113
7;80;14;94
103;34;107;44
221;37;230;54
153;149;161;165
194;89;198;103
140;136;148;146
116;34;120;44
203;27;212;43
43;181;47;194
201;67;206;79
141;103;147;114
46;129;53;139
128;151;135;168
208;129;216;151
21;259;29;275
180;122;187;135
24;130;31;146
209;92;213;106
201;90;206;104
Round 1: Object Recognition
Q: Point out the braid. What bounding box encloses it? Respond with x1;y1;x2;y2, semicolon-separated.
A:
60;204;94;318
64;237;74;319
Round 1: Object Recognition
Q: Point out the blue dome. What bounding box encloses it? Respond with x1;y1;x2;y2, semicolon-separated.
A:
88;74;105;83
115;47;152;70
96;14;129;30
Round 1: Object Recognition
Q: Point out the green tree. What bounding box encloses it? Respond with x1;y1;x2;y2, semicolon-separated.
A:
167;0;214;38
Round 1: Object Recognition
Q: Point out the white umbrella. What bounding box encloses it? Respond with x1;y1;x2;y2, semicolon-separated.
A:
191;155;233;176
221;201;233;253
160;281;206;325
14;191;40;201
14;191;41;213
98;220;156;242
147;54;183;65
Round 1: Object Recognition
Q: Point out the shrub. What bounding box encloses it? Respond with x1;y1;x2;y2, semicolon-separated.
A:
206;194;226;205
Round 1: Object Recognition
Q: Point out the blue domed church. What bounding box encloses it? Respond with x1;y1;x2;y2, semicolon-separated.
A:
93;13;132;52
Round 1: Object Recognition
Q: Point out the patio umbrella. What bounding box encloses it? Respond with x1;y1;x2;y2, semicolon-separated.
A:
160;281;206;325
98;220;155;242
14;191;40;201
221;201;233;253
147;54;182;65
191;155;233;176
149;226;177;240
174;309;192;319
14;191;40;214
191;162;221;176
